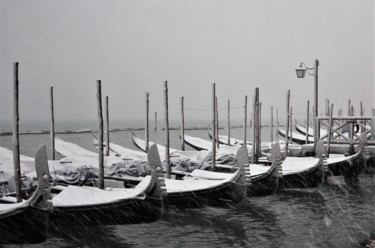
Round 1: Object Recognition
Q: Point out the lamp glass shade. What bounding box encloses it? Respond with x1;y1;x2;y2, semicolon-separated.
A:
295;68;306;78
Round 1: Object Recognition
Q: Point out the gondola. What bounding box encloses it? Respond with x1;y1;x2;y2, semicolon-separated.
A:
148;144;248;208
50;138;163;225
0;145;51;244
277;127;314;144
57;137;248;209
325;132;367;177
131;132;279;196
278;141;325;188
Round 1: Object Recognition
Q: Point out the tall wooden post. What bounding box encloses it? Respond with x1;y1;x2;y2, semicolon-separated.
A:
306;101;310;144
96;80;104;189
105;96;110;156
256;99;261;160
276;108;279;130
270;106;274;143
212;83;216;169
227;99;231;145
285;90;290;156
50;86;55;160
252;88;259;163
252;93;256;164
360;101;364;133
145;92;149;153
244;95;248;145
154;112;157;131
164;81;171;178
181;96;185;151
13;62;22;202
215;97;219;149
327;104;334;157
289;107;293;144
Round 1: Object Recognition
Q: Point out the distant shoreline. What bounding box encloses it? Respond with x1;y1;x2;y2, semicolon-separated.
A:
0;124;283;136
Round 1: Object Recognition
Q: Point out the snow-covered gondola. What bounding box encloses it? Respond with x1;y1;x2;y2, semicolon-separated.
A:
0;145;51;244
130;132;279;197
279;141;325;188
57;137;248;208
147;144;248;208
51;138;163;225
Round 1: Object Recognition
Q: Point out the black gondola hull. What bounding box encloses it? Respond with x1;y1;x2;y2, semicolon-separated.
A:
249;172;279;196
279;166;323;188
51;176;163;226
164;172;246;209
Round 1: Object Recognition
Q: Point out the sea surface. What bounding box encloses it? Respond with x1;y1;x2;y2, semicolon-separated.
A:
0;120;374;248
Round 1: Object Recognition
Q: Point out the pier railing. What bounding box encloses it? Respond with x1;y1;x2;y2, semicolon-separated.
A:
316;116;375;147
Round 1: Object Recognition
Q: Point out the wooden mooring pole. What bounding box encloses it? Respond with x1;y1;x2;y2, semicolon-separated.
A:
105;96;110;156
181;96;185;151
327;104;334;157
306;100;310;144
212;83;216;169
244;95;248;145
145;93;149;153
285;90;290;156
13;62;22;202
164;81;171;178
96;80;104;189
289;107;293;144
215;97;219;149
154;112;157;131
252;88;259;163
270;106;273;143
227;99;231;145
50;86;55;160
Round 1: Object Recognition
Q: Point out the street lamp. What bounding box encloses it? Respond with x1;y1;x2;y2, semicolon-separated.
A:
295;59;319;145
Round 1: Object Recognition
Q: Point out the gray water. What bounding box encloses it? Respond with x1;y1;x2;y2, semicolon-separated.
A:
0;120;374;248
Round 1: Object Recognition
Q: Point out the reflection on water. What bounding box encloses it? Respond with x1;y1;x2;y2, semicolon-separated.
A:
0;124;374;247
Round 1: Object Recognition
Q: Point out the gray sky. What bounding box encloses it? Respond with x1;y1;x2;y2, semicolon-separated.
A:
1;0;374;124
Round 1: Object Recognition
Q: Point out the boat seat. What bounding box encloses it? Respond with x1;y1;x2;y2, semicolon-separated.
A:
93;179;124;188
0;196;18;203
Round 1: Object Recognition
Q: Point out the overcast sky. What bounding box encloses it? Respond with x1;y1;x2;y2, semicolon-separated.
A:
0;0;374;124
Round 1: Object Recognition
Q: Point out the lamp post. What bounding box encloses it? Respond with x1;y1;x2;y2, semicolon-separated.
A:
295;59;319;145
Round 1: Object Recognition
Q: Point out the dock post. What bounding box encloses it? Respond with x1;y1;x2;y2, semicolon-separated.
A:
271;106;273;143
290;107;293;144
306;101;310;144
215;97;219;149
285;90;290;156
227;99;231;145
13;62;22;202
181;96;185;151
145;92;149;153
154;112;157;131
327;104;334;157
244;95;248;145
164;81;171;178
96;80;104;189
50;86;55;160
105;96;110;156
212;83;216;169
